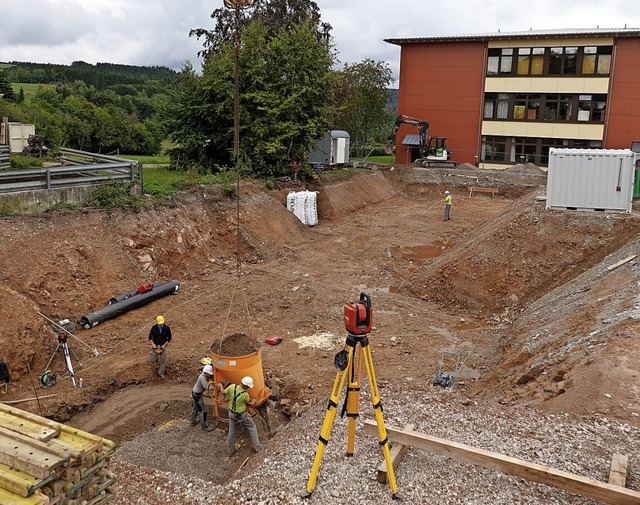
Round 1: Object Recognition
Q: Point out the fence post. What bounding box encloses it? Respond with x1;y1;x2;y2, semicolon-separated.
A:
46;168;51;190
138;162;144;193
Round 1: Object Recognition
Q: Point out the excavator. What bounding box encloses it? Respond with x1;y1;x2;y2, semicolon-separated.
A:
384;114;458;168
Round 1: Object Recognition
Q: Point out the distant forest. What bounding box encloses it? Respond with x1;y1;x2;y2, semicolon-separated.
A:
0;60;177;155
2;60;177;89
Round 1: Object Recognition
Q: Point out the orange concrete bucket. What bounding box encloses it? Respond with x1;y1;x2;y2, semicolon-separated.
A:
210;347;271;408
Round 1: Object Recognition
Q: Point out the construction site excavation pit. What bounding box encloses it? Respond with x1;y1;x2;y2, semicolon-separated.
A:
2;165;640;503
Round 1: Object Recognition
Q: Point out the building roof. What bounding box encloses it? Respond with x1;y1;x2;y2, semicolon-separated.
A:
385;27;640;46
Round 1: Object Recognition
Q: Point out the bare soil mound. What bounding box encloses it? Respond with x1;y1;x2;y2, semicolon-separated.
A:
1;165;640;502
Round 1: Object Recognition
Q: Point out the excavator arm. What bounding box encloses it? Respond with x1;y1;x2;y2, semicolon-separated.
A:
384;115;430;156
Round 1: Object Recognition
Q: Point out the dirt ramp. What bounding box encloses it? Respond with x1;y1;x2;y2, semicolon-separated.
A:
313;172;395;221
407;195;640;318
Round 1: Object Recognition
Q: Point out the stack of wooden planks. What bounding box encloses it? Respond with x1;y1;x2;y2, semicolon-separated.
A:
0;403;116;505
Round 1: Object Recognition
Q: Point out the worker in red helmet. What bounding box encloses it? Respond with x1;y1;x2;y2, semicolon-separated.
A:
148;315;172;379
216;376;261;457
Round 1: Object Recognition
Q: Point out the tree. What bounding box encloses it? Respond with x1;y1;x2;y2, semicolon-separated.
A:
167;17;335;176
190;0;332;59
0;72;15;101
332;59;393;155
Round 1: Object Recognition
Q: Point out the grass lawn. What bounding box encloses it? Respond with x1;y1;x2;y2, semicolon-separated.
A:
122;153;170;164
352;155;394;164
10;82;54;104
141;165;235;198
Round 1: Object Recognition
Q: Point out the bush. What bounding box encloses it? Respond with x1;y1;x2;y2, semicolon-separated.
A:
10;154;44;169
84;183;145;210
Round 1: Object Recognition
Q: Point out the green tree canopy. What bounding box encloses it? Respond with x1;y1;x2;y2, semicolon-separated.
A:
168;13;335;177
333;59;393;150
190;0;332;59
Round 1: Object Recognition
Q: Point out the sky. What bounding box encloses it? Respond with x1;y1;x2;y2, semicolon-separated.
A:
1;0;639;85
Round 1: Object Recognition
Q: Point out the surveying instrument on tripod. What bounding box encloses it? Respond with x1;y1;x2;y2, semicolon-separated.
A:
40;314;99;388
304;292;399;499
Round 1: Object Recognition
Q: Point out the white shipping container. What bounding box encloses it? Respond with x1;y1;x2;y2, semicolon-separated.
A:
546;149;635;213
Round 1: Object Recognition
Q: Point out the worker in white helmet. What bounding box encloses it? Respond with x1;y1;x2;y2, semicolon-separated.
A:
444;190;452;221
216;376;261;456
191;364;214;431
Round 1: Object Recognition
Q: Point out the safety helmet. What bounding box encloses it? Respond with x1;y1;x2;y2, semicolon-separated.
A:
445;191;450;194
241;376;254;388
199;357;212;366
156;315;165;325
203;364;213;374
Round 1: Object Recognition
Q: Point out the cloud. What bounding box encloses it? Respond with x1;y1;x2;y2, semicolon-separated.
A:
0;0;638;79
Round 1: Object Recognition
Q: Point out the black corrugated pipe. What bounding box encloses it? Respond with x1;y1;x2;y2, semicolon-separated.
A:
78;281;181;329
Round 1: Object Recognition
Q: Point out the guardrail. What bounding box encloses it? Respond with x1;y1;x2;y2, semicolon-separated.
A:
0;145;9;170
0;148;142;194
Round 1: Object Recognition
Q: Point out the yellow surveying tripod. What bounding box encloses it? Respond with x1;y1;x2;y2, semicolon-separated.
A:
304;292;399;499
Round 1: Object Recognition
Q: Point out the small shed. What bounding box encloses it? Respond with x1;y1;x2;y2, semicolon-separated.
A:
309;130;350;167
0;122;36;153
546;148;636;213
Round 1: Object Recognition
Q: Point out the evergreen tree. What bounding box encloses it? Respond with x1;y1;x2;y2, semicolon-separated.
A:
0;72;15;101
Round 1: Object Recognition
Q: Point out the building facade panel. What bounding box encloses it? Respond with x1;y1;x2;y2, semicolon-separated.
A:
606;38;640;149
395;42;485;164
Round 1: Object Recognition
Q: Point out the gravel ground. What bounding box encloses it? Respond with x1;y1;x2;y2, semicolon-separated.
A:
110;383;640;504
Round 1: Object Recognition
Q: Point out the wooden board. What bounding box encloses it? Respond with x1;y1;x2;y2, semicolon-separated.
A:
59;426;104;453
0;427;68;479
364;420;640;505
0;404;61;442
0;462;55;497
609;453;628;487
0;487;50;505
377;423;414;483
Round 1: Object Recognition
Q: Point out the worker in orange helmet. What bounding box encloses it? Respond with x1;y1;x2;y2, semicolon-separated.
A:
148;315;172;379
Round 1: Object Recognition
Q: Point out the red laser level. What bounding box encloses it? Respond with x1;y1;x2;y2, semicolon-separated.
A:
343;292;372;335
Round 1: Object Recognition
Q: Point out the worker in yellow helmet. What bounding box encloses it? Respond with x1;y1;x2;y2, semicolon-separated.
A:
148;315;172;379
444;190;452;221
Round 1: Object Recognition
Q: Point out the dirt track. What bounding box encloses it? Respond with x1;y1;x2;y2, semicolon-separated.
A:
1;164;640;498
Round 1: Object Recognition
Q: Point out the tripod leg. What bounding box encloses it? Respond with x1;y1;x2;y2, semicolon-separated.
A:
362;344;398;497
304;347;352;497
345;344;363;456
63;343;76;387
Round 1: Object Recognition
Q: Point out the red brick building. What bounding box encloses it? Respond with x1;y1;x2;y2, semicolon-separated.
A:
385;28;640;168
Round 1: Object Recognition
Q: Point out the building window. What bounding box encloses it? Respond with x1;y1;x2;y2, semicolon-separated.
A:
489;45;612;77
487;48;513;75
517;47;544;75
484;93;606;123
483;136;603;166
484;93;509;119
513;94;541;120
482;136;507;162
544;94;573;121
582;46;612;75
577;94;607;121
549;46;578;75
511;137;539;164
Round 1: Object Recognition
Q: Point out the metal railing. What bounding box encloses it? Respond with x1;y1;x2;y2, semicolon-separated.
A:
0;145;9;170
0;148;142;194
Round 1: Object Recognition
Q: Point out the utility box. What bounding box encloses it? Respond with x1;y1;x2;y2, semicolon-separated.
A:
309;130;350;167
546;149;635;213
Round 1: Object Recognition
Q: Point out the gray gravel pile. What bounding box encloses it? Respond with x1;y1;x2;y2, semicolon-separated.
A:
111;385;640;504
